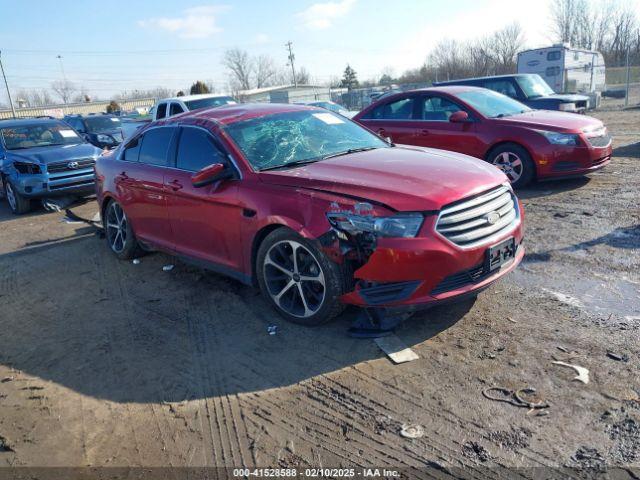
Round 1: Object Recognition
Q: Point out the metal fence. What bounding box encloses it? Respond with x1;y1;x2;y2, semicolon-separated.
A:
0;98;155;120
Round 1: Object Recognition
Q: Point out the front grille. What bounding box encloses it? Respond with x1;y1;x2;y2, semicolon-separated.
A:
553;161;582;172
358;280;421;305
587;134;611;148
592;156;610;167
47;158;95;173
49;179;95;191
435;185;518;248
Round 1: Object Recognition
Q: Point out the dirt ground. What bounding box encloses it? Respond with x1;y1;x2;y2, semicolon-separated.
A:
0;106;638;476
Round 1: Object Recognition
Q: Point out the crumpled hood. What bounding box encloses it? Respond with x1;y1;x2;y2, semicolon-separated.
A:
494;110;603;133
258;146;507;211
5;143;101;165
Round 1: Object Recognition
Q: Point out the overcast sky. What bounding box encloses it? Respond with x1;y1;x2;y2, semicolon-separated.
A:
0;0;630;100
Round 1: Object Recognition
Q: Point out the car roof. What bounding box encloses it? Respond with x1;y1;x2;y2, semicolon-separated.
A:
165;102;322;126
435;73;535;85
158;93;234;103
0;118;62;128
390;85;489;95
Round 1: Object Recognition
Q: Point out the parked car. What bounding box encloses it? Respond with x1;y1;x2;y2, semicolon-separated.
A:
435;74;590;113
96;104;524;325
64;114;125;149
152;94;237;121
306;101;357;118
353;86;612;188
0;118;102;214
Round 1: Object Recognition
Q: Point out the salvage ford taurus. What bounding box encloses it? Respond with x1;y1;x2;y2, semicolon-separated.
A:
354;86;612;188
95;104;524;325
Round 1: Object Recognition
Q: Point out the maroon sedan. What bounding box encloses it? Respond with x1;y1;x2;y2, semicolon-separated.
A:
354;86;612;188
96;104;523;325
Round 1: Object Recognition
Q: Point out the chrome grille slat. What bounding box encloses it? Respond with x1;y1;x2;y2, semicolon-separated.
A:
437;191;512;225
436;185;519;248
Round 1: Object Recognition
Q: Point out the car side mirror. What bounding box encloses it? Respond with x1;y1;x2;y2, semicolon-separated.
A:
449;111;470;123
191;163;233;187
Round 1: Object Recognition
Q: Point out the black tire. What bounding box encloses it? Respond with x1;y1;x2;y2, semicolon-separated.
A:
256;227;350;326
3;177;31;215
486;143;535;189
103;199;140;260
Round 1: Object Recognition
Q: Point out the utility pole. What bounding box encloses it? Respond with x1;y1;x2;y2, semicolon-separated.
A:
0;50;16;118
624;47;631;107
285;41;297;88
56;54;67;81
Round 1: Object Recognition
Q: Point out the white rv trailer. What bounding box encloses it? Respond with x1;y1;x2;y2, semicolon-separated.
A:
517;44;605;100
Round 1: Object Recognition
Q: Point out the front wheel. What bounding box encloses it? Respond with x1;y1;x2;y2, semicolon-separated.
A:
104;199;139;259
4;178;31;215
256;228;348;326
487;144;535;189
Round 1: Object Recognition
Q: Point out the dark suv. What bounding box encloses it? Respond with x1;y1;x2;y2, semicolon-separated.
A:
64;114;125;149
435;74;589;113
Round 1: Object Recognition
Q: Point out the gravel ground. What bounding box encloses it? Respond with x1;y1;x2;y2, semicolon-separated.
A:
0;108;638;475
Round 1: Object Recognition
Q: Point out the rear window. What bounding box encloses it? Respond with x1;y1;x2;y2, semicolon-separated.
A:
367;97;415;120
184;96;236;110
138;127;175;166
156;103;167;119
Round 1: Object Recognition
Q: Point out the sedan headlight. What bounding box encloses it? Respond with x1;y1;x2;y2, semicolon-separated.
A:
536;130;580;146
558;102;577;112
97;134;114;143
327;210;424;238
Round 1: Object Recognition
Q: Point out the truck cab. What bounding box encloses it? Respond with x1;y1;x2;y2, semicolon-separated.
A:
152;94;237;121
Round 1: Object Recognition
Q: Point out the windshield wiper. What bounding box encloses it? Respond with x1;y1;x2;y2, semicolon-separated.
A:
258;158;322;172
321;146;378;160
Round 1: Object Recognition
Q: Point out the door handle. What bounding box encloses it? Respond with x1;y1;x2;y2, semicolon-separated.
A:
167;179;183;191
419;129;430;136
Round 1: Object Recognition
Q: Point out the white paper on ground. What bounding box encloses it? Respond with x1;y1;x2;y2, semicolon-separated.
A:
375;335;419;364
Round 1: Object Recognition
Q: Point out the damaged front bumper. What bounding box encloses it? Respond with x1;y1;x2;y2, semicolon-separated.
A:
338;214;525;309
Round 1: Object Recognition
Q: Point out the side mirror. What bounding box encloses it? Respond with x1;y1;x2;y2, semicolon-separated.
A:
449;111;470;123
191;163;232;188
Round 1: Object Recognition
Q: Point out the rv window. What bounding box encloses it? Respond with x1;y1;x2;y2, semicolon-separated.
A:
546;66;561;77
547;51;561;61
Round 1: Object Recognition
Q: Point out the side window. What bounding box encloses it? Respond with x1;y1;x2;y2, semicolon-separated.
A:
170;103;184;116
546;66;561;77
156;103;167;119
176;127;226;172
421;96;462;121
138;128;175;166
547;51;561;61
484;80;518;98
122;137;141;162
370;97;415;120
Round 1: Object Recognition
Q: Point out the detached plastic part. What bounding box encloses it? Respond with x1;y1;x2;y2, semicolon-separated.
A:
348;308;410;338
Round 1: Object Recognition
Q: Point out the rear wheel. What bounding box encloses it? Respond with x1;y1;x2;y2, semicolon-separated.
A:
487;143;535;188
3;178;31;215
104;199;139;259
256;228;348;326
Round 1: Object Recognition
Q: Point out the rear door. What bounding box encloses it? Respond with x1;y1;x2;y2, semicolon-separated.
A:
164;126;244;272
116;126;176;250
411;94;483;157
357;94;420;144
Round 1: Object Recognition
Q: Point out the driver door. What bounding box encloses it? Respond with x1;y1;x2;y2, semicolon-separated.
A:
164;126;244;271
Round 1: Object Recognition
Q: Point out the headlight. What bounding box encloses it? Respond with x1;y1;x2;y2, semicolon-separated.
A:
97;134;113;143
558;102;577;112
536;130;580;146
13;161;41;174
327;210;424;238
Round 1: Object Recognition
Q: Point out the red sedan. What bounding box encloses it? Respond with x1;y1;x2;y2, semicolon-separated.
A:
96;104;523;325
354;86;612;188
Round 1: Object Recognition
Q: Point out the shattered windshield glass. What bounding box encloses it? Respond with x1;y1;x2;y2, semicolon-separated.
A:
224;110;388;171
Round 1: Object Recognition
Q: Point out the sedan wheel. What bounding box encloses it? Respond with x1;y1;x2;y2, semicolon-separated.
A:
5;181;17;212
263;240;326;319
106;201;128;254
492;151;523;183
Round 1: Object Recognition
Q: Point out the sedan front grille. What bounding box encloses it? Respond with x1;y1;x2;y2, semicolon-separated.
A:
47;158;95;173
436;185;518;248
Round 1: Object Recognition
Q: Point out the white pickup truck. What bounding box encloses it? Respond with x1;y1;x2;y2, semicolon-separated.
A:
151;94;237;121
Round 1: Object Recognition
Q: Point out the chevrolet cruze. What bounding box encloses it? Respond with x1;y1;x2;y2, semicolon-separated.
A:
96;104;524;325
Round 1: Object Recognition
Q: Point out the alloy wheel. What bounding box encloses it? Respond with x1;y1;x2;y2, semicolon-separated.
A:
106;202;128;253
263;240;326;318
492;152;523;183
5;182;17;212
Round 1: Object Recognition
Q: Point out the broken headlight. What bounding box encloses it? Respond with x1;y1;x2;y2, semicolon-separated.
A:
327;211;424;238
13;161;41;174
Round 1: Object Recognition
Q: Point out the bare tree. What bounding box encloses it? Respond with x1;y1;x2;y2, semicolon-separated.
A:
296;66;310;85
255;55;277;88
51;80;77;104
491;23;526;73
223;48;254;91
